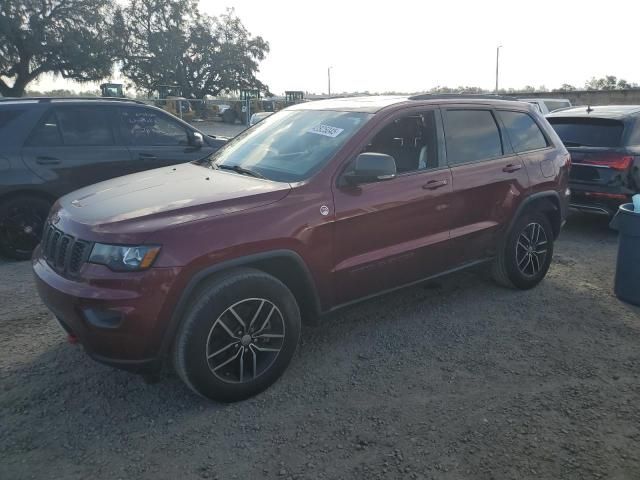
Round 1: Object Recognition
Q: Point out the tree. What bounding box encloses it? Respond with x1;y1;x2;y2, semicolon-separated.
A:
554;84;576;92
0;0;119;97
119;1;269;98
584;75;638;90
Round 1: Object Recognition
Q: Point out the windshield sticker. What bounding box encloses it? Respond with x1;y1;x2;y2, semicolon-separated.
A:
307;124;345;138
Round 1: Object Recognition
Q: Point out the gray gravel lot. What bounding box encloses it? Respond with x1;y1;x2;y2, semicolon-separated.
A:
1;213;639;480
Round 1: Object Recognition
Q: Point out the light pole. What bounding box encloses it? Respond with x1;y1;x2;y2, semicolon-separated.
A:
495;45;502;93
328;66;332;97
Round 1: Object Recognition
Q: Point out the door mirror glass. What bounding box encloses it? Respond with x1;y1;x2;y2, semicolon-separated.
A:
344;153;397;185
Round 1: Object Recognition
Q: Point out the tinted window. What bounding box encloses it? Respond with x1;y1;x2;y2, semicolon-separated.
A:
547;117;624;148
444;110;503;164
498;111;548;152
119;108;189;146
543;100;571;113
0;109;26;128
56;107;114;146
362;110;440;173
27;111;63;147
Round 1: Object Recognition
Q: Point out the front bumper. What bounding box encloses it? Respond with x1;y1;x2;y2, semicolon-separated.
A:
33;248;182;373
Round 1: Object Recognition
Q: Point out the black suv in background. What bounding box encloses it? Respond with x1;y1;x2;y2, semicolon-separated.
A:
547;105;640;217
0;97;227;259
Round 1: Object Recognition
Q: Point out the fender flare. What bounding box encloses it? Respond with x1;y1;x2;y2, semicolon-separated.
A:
506;190;563;239
159;249;321;358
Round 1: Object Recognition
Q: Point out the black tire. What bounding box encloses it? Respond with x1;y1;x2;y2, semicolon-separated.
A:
173;268;301;402
0;195;51;260
492;211;554;289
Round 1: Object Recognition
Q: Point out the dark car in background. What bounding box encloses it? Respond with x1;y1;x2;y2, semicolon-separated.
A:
0;97;227;259
547;105;640;217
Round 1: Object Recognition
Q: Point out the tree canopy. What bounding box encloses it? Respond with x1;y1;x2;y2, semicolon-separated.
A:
585;75;638;90
117;0;270;98
0;0;118;97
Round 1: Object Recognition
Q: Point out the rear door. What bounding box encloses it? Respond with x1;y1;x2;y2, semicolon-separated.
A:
443;107;530;265
21;105;133;198
117;106;213;170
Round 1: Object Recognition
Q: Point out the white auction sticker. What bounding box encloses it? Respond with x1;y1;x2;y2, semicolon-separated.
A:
307;124;344;138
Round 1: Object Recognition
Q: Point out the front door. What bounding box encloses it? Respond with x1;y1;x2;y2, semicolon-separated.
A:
331;109;453;305
117;106;212;171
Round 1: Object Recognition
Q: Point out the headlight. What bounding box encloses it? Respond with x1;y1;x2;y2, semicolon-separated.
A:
88;244;161;271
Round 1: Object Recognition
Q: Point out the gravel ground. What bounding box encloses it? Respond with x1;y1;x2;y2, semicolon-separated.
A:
1;213;639;480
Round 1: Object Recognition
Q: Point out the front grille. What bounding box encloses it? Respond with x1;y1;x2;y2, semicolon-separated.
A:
41;223;92;277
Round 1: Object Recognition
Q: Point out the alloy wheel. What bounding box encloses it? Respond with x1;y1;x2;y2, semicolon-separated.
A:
205;298;285;384
516;222;548;276
0;205;45;256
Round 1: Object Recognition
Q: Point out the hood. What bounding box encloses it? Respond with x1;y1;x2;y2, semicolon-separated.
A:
57;163;291;236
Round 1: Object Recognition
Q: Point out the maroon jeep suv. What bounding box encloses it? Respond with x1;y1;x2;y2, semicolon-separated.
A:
33;95;570;402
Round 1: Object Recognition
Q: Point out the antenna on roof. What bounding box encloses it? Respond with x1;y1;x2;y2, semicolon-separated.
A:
586;105;593;113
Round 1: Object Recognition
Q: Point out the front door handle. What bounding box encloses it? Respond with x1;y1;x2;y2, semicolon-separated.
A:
422;179;448;190
36;156;60;165
138;153;157;161
503;163;523;173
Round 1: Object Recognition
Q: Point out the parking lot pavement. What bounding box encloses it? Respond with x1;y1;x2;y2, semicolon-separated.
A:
193;120;246;138
1;213;639;480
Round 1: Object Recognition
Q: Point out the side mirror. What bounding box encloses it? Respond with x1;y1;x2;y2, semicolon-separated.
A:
343;152;397;185
191;131;204;148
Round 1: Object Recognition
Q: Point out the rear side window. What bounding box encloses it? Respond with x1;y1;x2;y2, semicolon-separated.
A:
0;109;26;128
497;111;548;152
547;117;624;148
26;111;63;147
55;107;114;146
444;110;503;164
543;100;570;113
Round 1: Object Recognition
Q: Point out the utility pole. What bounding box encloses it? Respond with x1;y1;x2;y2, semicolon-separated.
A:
328;66;332;97
495;45;502;93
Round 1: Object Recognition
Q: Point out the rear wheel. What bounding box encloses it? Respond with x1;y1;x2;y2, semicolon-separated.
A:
0;195;51;260
492;211;554;289
173;268;301;402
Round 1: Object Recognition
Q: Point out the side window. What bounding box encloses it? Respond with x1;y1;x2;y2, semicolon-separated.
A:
362;110;440;173
26;111;63;147
119;108;189;146
55;107;114;146
443;110;503;165
497;111;548;152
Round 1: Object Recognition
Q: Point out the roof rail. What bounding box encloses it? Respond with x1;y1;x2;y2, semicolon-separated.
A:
0;96;145;104
409;93;520;102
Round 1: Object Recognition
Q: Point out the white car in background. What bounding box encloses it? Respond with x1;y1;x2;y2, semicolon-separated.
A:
249;111;274;126
519;98;572;114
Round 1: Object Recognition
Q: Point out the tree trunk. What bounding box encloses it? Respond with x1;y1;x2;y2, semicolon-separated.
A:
0;77;29;97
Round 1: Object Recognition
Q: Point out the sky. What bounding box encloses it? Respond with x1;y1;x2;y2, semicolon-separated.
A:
31;0;640;96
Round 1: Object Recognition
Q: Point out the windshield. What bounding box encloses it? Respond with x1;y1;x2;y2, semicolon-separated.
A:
548;117;624;148
207;110;373;182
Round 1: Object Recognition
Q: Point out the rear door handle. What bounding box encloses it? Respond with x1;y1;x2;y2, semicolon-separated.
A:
36;156;60;165
422;179;448;190
138;153;157;161
502;163;522;173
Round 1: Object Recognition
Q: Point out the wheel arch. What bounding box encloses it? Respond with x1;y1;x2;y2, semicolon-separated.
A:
509;191;562;240
0;188;57;207
160;250;321;358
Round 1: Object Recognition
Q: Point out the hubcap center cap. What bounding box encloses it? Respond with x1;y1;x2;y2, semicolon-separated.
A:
24;225;33;234
240;334;252;347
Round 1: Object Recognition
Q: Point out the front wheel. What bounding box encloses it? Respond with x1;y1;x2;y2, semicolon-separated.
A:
492;211;554;289
0;195;51;260
173;268;301;402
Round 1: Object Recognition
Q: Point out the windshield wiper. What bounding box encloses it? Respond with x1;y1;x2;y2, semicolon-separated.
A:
215;163;266;179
